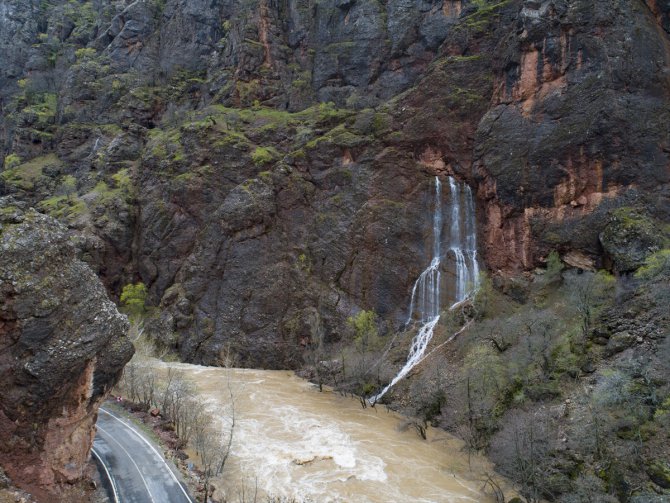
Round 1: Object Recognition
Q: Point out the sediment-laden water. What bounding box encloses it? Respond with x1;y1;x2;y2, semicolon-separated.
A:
159;362;503;503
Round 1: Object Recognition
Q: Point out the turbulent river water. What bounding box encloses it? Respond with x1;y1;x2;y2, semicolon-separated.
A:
158;362;503;503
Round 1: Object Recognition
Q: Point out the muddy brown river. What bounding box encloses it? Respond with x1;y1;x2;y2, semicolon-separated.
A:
158;362;506;502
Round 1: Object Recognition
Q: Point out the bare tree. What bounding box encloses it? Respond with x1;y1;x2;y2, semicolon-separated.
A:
567;271;614;340
489;409;556;503
196;426;227;503
216;376;237;475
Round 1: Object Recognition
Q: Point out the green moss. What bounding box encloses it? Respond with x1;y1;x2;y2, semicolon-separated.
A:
22;92;57;127
461;0;511;32
170;165;210;185
74;47;97;60
258;170;273;182
385;131;404;142
372;113;391;135
251;146;279;166
297;252;311;274
610;207;652;229
601;207;668;271
636;249;670;280
147;128;182;159
112;168;132;193
291;70;312;91
450;86;487;104
647;461;670;489
0;205;20;222
38;195;86;219
60;174;77;195
127;86;161;105
0;154;61;191
653;396;670;422
306;124;366;150
314;101;350;122
208;104;296;130
174;172;196;183
62;0;97;39
3;153;21;169
212;130;250;150
90;175;132;205
235;79;261;105
290;148;306;160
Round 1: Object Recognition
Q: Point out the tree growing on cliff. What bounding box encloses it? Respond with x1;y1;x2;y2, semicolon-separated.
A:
566;271;614;340
348;310;381;352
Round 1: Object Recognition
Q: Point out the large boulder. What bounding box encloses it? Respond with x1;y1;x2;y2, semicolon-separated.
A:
647;460;670;489
599;208;666;273
0;198;133;500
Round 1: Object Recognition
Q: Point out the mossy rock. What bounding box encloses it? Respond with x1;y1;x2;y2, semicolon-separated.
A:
251;146;279;166
647;460;670;489
0;154;62;191
600;208;667;273
492;274;530;304
525;381;561;401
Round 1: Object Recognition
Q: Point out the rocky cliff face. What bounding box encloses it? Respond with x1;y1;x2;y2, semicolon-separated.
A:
1;0;668;366
0;198;133;500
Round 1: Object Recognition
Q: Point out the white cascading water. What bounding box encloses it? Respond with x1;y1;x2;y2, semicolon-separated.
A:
370;176;479;403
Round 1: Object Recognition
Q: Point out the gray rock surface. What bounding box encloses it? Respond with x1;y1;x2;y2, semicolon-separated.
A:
0;197;133;500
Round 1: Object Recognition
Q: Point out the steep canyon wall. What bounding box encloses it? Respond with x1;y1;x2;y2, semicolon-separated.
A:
1;0;668;367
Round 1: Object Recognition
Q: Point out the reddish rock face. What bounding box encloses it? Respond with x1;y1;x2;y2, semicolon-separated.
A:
471;1;670;273
375;1;670;277
0;201;133;499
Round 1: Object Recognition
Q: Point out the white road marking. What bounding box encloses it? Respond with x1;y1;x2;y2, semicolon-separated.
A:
100;407;194;503
97;424;157;503
91;446;120;503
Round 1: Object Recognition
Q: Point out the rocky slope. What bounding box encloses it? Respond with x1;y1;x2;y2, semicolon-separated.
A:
2;0;668;366
0;198;133;500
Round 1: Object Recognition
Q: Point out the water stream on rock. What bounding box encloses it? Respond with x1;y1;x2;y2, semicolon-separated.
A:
157;362;502;503
371;176;479;402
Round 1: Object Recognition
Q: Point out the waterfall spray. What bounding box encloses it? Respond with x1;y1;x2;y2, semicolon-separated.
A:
370;176;479;403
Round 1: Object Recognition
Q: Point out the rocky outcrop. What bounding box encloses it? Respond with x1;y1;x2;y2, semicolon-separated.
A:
0;0;669;366
472;0;670;273
0;198;133;500
600;207;667;272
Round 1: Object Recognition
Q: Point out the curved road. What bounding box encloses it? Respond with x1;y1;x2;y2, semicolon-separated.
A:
92;407;194;503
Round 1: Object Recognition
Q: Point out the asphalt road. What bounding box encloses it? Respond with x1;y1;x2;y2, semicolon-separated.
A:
92;407;194;503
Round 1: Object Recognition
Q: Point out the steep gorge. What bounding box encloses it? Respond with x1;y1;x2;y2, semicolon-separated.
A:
1;0;670;501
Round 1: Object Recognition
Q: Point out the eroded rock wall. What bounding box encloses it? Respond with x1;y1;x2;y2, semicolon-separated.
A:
0;199;133;500
0;0;668;366
475;0;670;273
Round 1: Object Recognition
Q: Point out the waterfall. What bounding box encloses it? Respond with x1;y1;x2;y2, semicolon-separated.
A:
89;137;101;158
370;176;479;403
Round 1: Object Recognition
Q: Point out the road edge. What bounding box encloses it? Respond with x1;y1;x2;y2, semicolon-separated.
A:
98;405;196;503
